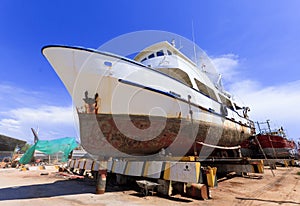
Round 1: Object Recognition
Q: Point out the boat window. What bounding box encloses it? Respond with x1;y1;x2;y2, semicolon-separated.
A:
104;61;112;67
141;57;147;62
219;94;234;110
156;50;164;57
167;50;172;55
194;78;218;101
158;68;193;87
148;53;155;59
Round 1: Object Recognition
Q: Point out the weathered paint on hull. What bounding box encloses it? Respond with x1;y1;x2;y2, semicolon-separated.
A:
262;148;292;158
79;113;252;157
257;135;291;148
240;135;296;158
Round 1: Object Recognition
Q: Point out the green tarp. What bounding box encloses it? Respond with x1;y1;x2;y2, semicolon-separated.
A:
19;137;78;164
19;143;37;164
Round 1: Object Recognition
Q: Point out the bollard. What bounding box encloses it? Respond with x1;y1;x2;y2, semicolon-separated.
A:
96;169;107;194
186;183;208;200
206;167;217;187
290;159;295;166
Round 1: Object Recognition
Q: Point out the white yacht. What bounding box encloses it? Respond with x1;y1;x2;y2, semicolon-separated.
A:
42;40;255;158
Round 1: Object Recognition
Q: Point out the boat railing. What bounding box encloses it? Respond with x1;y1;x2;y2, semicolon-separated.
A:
259;128;286;138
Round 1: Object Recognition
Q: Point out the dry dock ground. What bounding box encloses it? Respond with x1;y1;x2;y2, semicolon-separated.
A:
0;166;299;206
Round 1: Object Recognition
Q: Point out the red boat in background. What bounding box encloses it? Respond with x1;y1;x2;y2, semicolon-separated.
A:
241;120;297;158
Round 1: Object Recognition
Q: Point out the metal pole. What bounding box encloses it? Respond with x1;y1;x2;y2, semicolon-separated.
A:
96;160;107;194
255;135;275;177
188;95;197;156
266;120;272;133
256;121;262;134
266;120;277;159
96;169;107;194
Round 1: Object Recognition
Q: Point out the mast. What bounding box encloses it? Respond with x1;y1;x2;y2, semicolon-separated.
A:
256;121;262;134
191;20;197;65
266;119;272;133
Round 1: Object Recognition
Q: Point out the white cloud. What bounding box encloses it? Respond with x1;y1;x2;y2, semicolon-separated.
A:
0;118;21;130
0;83;78;143
212;55;300;140
9;106;74;125
211;54;239;81
0;105;78;143
0;83;43;109
231;80;300;121
1;106;79;143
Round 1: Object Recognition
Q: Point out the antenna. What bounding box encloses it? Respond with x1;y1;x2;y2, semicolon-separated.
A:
171;39;175;47
178;39;183;50
192;20;197;65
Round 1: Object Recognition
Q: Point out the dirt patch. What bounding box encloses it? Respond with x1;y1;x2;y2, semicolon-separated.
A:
0;167;299;205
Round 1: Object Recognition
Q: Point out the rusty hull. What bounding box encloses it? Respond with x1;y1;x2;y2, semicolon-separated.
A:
79;113;253;158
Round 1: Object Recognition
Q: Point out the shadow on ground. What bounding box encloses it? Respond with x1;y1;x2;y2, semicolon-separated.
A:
0;176;134;201
130;192;193;203
0;179;95;201
236;197;300;205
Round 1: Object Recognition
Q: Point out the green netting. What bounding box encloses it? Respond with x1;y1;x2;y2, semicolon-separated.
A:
19;137;78;164
19;144;36;164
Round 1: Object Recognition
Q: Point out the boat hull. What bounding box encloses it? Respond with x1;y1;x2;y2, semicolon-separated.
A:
241;134;295;158
262;148;292;158
42;45;255;158
258;135;295;158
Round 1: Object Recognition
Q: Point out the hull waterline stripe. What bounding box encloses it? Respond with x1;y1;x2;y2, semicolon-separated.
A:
118;79;178;99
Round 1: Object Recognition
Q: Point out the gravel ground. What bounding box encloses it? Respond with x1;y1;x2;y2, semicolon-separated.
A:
0;166;299;206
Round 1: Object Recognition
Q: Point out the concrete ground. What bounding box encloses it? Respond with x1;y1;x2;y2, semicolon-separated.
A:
0;166;299;206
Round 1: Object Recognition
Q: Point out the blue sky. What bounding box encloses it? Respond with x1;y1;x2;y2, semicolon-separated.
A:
1;1;300;143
